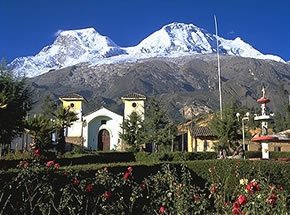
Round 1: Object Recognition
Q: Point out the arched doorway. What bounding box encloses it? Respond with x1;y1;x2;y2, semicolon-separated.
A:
98;129;110;151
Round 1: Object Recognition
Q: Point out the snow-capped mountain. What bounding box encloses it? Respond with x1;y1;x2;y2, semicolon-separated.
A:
11;28;126;77
10;22;285;77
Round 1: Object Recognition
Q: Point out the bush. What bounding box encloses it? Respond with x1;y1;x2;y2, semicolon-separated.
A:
2;151;32;160
135;152;217;163
270;151;290;159
0;151;136;170
0;160;288;214
245;151;262;159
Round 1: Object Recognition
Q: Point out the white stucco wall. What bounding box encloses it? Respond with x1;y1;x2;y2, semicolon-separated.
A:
82;107;123;150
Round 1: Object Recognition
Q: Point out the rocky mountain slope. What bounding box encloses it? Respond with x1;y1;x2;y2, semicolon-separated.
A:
27;54;290;121
11;22;285;78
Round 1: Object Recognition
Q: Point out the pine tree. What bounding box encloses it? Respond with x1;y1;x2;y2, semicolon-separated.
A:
120;111;144;152
142;97;175;152
209;102;240;154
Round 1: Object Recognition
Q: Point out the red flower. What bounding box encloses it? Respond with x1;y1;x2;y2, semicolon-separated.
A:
237;194;247;205
19;160;29;168
54;162;60;169
127;166;133;172
34;148;41;157
232;207;241;215
159;206;166;214
246;180;260;193
267;194;278;206
123;171;131;180
72;177;80;186
103;191;112;200
46;160;55;168
85;183;93;192
232;202;241;215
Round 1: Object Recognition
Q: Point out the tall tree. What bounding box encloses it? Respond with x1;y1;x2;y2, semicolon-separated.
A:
209;102;241;154
142;97;175;152
52;106;78;154
120;111;144;152
0;63;32;156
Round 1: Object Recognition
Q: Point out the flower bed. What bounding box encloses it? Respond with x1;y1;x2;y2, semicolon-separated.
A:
0;158;289;214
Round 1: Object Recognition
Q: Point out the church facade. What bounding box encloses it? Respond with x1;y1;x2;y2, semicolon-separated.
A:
61;93;146;151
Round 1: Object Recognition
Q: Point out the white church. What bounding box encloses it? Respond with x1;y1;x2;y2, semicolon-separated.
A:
60;93;146;151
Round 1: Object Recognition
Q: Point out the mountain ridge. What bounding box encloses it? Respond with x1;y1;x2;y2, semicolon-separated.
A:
10;22;285;77
26;54;290;121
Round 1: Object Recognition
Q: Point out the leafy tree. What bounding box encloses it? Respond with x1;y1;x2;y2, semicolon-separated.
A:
142;97;175;152
52;106;78;154
209;102;241;155
24;114;54;151
120;111;144;152
0;63;32;156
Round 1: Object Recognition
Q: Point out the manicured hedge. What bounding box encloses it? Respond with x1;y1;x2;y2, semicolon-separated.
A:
0;152;135;170
270;151;290;159
135;152;217;163
246;151;290;160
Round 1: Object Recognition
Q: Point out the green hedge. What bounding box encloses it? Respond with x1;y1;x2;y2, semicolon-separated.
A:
246;151;290;159
135;152;217;163
1;159;290;195
269;151;290;159
0;152;135;170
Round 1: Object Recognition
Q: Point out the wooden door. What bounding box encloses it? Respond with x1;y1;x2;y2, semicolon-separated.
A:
98;129;110;151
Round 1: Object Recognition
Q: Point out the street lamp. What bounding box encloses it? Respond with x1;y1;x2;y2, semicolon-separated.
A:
236;112;250;159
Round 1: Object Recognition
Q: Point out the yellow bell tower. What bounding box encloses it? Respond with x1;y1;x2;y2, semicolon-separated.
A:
59;93;86;122
121;93;146;120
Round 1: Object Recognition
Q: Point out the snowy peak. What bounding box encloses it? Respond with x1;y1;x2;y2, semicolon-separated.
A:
11;27;126;77
128;22;215;56
10;23;285;77
54;28;119;50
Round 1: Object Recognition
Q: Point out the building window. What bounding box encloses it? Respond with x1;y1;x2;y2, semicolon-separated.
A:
70;103;74;108
101;120;107;125
274;146;281;152
132;102;137;108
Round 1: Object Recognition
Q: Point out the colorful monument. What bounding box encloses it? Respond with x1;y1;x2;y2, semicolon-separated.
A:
251;85;277;159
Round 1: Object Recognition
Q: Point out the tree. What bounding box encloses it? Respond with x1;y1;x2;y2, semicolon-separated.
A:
24;114;54;151
52;106;78;154
0;92;8;109
0;63;32;156
142;97;175;152
41;95;57;118
273;105;290;132
120;111;144;152
209;102;241;155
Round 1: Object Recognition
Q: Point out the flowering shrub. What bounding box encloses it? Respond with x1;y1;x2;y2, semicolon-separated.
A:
208;162;289;215
0;159;289;214
131;164;210;214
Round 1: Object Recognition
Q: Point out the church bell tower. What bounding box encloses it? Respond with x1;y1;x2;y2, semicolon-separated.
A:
121;93;146;120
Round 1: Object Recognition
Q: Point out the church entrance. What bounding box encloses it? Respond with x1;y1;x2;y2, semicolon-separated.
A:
97;129;110;151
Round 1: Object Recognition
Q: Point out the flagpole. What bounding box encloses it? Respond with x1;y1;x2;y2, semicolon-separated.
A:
214;15;223;120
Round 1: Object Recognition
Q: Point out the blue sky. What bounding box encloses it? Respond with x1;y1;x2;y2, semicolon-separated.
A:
1;0;289;62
